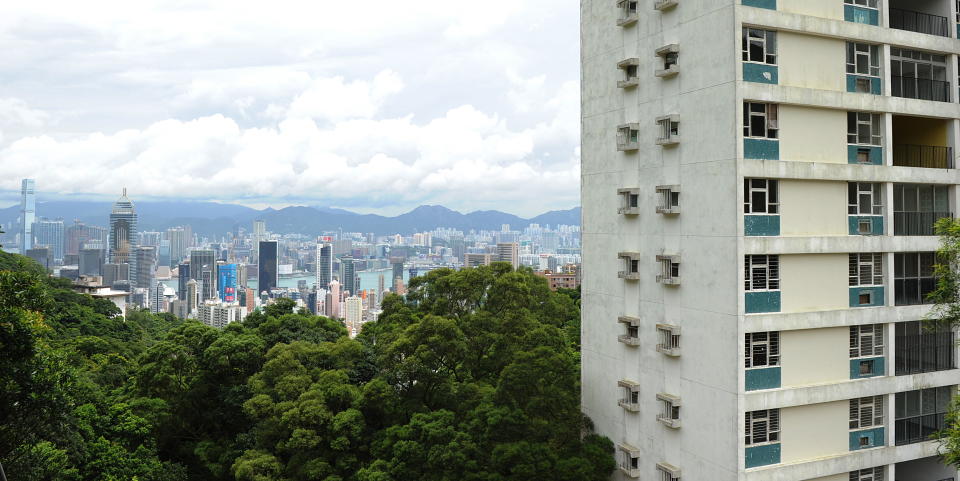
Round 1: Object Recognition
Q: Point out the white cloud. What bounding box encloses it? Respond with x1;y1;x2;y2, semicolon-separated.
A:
0;0;580;216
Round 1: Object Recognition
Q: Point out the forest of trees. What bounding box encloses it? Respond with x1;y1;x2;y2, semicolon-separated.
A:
0;251;614;480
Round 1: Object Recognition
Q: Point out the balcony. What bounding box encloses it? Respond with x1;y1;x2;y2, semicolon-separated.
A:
891;76;951;102
889;8;951;37
893;211;953;235
893;144;954;169
895;456;958;480
895;321;956;375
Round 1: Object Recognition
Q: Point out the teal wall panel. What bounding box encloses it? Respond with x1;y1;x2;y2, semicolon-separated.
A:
744;63;779;84
848;145;883;165
850;427;885;451
746;291;781;314
745;444;781;469
848;216;884;236
850;356;885;379
745;215;780;236
746;367;781;391
849;286;885;308
742;0;776;9
846;75;881;94
844;5;879;25
745;138;780;160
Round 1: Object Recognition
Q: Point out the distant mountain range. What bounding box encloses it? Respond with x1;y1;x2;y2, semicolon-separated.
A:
0;201;580;237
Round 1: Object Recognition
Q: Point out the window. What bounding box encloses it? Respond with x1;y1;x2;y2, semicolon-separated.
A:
745;409;780;445
850;467;885;481
656;115;680;144
657;393;681;428
848;112;882;146
844;0;878;7
895;386;953;445
657;324;681;356
618;444;641;477
744;179;779;214
896;321;956;375
619;252;642;280
617;124;640;151
848;183;883;216
618;58;640;88
850;396;884;429
656;185;680;214
745;255;780;291
618;316;641;346
618;380;641;411
656;462;681;481
894;252;937;306
745;332;779;368
657;255;680;285
743;103;778;139
655;44;680;77
891;48;950;102
742;28;776;65
617;0;639;26
618;188;641;215
850;325;884;358
893;184;951;236
849;254;883;287
846;43;880;77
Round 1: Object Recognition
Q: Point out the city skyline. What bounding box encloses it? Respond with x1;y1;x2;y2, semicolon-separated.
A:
0;1;580;217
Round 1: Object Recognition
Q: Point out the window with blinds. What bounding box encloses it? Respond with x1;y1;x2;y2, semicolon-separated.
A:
850;395;884;429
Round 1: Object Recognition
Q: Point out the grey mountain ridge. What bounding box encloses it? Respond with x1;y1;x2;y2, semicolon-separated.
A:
0;201;580;237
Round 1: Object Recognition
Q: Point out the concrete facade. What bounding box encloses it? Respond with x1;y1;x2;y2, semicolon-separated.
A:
582;0;960;479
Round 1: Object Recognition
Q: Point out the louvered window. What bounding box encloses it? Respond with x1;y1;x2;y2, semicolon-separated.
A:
850;325;884;358
745;332;779;368
850;396;884;429
745;255;780;291
849;467;884;481
850;253;884;286
745;409;780;445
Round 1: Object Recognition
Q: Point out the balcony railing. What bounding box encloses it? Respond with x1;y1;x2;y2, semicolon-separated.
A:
892;75;951;102
894;211;953;236
896;331;956;375
896;413;946;445
893;144;954;169
889;8;950;37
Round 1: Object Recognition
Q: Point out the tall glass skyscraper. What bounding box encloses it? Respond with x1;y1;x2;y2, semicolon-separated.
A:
316;242;333;289
19;179;35;254
109;189;138;266
32;217;64;263
218;263;238;303
258;240;278;295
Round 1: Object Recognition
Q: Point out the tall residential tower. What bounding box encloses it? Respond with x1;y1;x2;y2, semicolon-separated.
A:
19;179;35;254
581;1;960;480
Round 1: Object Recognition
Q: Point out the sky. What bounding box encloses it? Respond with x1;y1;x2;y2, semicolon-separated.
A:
0;0;580;217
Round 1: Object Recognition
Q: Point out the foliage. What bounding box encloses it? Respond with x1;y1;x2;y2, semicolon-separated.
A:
0;252;612;480
929;219;960;464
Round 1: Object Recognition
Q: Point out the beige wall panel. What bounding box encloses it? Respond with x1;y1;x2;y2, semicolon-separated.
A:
780;180;847;236
780;106;847;164
781;401;848;463
779;0;844;21
781;327;848;387
781;254;848;313
779;32;846;92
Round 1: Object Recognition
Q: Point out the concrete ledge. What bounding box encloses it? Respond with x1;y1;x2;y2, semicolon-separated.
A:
741;83;960;119
744;369;960;410
744;304;932;332
738;5;960;55
744;235;941;254
741;158;960;185
744;441;940;481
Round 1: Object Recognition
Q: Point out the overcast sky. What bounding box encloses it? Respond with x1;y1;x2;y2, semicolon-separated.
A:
0;0;579;217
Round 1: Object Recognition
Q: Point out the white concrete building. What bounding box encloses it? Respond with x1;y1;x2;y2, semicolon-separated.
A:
197;302;246;329
581;1;960;480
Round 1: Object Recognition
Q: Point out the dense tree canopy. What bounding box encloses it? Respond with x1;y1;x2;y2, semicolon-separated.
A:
0;252;612;480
